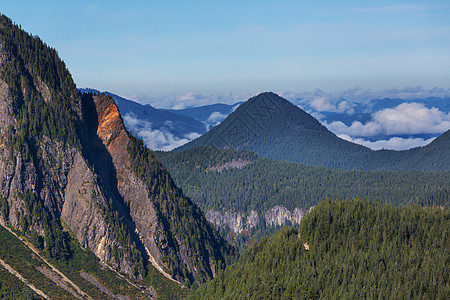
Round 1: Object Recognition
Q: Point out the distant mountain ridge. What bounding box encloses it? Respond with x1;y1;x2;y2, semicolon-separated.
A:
176;92;450;171
105;92;207;137
162;102;242;129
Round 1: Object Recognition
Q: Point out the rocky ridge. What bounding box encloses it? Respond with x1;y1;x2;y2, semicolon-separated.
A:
0;15;233;286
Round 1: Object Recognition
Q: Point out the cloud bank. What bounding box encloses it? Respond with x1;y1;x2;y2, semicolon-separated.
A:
338;134;436;151
128;86;450;112
325;103;450;137
309;97;355;114
123;113;201;151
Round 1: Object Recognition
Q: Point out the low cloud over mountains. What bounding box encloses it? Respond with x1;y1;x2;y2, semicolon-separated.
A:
324;102;450;150
338;135;436;151
123;113;201;151
88;86;450;151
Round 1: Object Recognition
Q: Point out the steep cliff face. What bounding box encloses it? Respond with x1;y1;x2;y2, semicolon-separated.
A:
206;206;308;234
88;94;178;280
264;206;305;227
86;94;234;283
206;210;259;234
0;14;234;285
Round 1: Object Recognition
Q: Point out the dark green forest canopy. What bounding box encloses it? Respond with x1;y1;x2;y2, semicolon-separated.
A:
0;14;82;153
189;199;449;299
155;147;450;215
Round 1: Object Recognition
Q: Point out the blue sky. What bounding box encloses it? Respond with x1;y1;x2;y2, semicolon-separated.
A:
1;1;450;98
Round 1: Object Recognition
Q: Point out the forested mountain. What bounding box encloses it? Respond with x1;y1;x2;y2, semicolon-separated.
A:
176;92;450;171
155;147;449;248
0;14;235;298
190;199;449;299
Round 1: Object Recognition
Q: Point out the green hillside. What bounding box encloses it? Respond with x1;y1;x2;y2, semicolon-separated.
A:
189;199;449;299
156;146;449;213
155;147;449;249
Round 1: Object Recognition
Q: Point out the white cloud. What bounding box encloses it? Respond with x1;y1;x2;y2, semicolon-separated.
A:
184;132;202;140
325;102;450;137
337;101;354;114
326;120;382;136
123;113;201;151
172;92;206;109
373;103;450;135
338;134;436;151
126;86;450;111
298;93;356;113
310;97;335;112
205;111;227;130
308;111;326;122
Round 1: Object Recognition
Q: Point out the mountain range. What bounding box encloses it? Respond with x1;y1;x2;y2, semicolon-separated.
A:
79;89;244;151
176;92;450;171
1;13;449;300
104;91;207;138
80;89;450;152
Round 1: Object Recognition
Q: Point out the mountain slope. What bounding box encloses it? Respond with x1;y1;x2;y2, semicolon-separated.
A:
176;92;450;171
0;13;234;292
189;199;449;299
83;93;235;284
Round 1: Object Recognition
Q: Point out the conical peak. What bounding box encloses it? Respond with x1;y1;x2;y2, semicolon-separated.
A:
235;92;297;121
246;92;292;107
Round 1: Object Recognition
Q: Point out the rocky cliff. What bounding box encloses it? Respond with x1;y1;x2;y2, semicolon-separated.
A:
206;206;309;235
85;93;234;283
0;14;234;286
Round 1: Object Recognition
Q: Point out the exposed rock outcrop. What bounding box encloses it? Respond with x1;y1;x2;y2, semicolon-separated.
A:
206;206;307;234
90;94;168;279
264;206;305;227
90;94;233;284
206;159;251;173
206;210;245;234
